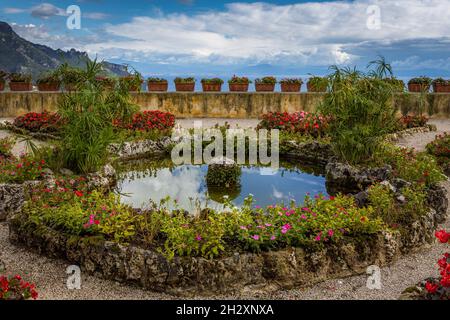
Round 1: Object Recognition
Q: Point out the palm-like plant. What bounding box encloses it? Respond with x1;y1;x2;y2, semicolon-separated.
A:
367;55;394;79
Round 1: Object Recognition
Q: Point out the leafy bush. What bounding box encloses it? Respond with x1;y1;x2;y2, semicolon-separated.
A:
9;73;32;83
408;77;432;86
0;70;8;83
228;76;252;84
147;77;167;83
374;144;445;186
280;78;303;84
56;60;139;173
206;164;241;187
257;111;329;137
255;76;277;84
398;114;428;129
237;194;384;251
174;77;195;84
368;183;428;226
0;274;38;300
13;111;63;133
201;78;224;84
426;133;450;174
113;110;175;132
0;156;45;183
307;76;328;91
0;137;14;159
432;78;449;85
36;72;61;84
319;65;399;164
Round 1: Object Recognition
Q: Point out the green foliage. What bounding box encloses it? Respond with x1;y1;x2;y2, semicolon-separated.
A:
0;136;15;158
9;73;32;83
368;183;428;226
373;144;445;186
206;164;242;187
426;133;450;174
174;77;195;84
307;76;328;91
201;78;224;84
255;76;277;84
36;71;61;84
237;194;384;251
408;76;432;86
319;64;399;164
147;77;167;83
56;59;138;173
228;76;252;84
280;78;303;84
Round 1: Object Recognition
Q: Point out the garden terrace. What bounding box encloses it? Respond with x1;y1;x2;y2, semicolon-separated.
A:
0;92;450;119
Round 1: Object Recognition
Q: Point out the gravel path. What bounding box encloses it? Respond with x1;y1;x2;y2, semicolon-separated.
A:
0;118;449;300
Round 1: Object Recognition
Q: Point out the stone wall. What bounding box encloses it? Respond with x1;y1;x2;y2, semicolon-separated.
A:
1;92;450;118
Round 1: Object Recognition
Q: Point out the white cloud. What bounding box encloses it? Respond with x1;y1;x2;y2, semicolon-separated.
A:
79;0;450;67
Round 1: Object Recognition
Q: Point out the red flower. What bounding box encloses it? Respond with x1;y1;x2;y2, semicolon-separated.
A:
435;230;450;244
425;281;439;294
74;190;84;197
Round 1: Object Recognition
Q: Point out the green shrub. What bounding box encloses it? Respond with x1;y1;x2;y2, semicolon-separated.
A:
319;64;400;164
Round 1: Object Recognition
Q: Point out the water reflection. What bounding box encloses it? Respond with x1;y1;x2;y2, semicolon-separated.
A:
115;159;328;212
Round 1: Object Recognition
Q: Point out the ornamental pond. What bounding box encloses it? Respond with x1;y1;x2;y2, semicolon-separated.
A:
115;158;328;212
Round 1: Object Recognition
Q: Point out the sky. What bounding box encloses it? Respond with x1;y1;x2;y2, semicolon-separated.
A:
1;0;449;78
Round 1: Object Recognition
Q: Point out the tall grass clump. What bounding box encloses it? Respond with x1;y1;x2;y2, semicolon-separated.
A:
57;60;139;173
319;58;399;164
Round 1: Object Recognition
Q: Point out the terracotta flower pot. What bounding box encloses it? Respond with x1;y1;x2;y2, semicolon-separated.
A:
307;82;327;92
0;82;4;91
255;83;275;92
281;83;301;92
37;82;61;92
175;83;195;92
229;83;249;92
202;83;222;92
9;82;32;91
148;82;168;92
433;83;450;93
408;83;430;93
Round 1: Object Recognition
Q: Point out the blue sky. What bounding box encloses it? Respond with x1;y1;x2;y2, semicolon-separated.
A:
1;0;449;78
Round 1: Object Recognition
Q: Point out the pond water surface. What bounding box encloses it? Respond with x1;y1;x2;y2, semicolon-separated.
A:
115;159;328;212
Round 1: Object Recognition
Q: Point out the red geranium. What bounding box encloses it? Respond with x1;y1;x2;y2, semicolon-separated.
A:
0;274;38;300
113;110;175;132
13;111;63;133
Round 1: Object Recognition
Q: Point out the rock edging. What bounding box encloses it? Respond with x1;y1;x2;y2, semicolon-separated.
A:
8;204;446;296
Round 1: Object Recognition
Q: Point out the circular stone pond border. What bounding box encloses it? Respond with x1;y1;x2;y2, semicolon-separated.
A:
7;205;445;296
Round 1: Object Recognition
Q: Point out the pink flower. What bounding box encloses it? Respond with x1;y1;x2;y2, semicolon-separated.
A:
240;226;248;230
265;223;272;227
195;234;202;241
328;229;334;237
315;232;322;241
300;214;307;220
252;235;260;241
270;235;276;241
281;224;292;234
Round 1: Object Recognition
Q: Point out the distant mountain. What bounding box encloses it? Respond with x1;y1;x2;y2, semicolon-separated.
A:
0;21;128;78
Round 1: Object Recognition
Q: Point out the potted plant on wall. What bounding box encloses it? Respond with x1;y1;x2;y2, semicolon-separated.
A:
59;65;84;91
37;72;61;91
0;71;7;91
255;76;277;92
201;78;224;92
147;77;168;92
280;78;303;92
228;76;252;92
174;77;196;92
119;73;144;92
307;76;328;92
9;73;32;91
408;77;432;92
95;76;116;90
432;78;450;93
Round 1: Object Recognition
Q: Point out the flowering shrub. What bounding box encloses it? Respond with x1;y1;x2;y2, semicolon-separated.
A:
0;137;14;159
0;274;38;300
13;111;63;133
113;110;175;132
237;194;384;251
426;133;450;174
398;115;428;129
257;111;329;137
0;156;46;183
422;230;449;300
